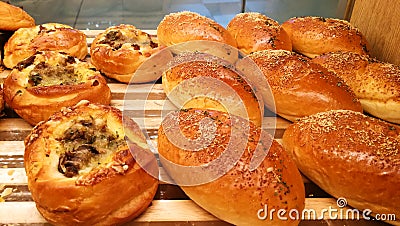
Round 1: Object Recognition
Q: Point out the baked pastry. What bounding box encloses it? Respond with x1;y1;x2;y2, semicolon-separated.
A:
282;110;400;223
90;24;164;83
158;108;305;226
157;11;237;47
162;52;264;127
3;51;111;125
24;101;159;225
239;49;362;122
3;23;87;68
281;16;369;58
157;11;238;64
227;12;292;54
312;51;400;124
0;1;35;31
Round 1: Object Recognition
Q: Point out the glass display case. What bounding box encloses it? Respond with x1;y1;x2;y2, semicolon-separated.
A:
9;0;348;29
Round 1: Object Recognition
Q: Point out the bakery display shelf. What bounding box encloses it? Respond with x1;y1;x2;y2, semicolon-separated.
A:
0;30;392;226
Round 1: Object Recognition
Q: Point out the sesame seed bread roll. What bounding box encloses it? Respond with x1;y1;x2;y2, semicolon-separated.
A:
227;12;292;54
157;11;238;64
157;11;237;47
162;53;264;127
24;101;159;225
281;16;369;58
241;50;362;122
0;1;35;31
158;108;305;226
282;110;400;224
312;51;400;124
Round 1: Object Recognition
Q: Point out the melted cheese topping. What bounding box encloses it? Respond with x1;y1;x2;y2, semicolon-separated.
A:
56;116;126;177
16;53;94;87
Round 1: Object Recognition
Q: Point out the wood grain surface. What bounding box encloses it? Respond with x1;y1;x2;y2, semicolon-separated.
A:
350;0;400;65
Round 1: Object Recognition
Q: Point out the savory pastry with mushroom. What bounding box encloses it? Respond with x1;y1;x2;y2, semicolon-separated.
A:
3;23;87;68
3;51;111;125
24;101;159;225
90;24;164;83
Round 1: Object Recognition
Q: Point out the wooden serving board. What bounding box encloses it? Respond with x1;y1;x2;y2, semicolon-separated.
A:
0;30;393;225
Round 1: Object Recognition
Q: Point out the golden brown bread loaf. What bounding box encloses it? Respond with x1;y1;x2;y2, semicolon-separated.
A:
90;24;164;83
3;51;111;125
3;23;87;68
240;50;362;121
282;110;400;225
0;1;35;31
227;12;292;54
162;53;264;127
312;51;400;124
158;108;305;226
281;16;369;58
157;11;237;48
24;101;159;225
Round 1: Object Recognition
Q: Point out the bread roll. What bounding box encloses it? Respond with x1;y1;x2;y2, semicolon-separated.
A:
24;101;159;225
158;108;305;226
227;12;292;54
3;51;111;125
3;23;87;68
312;51;400;124
240;50;362;121
162;52;264;127
90;24;164;83
282;110;400;225
157;11;237;48
281;16;369;58
0;1;35;31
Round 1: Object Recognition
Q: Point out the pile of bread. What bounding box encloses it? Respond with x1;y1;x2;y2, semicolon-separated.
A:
1;1;399;225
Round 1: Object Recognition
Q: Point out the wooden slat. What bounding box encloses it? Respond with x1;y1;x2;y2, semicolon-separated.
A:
0;198;367;224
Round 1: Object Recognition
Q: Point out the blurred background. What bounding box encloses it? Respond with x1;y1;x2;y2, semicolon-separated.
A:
5;0;350;30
